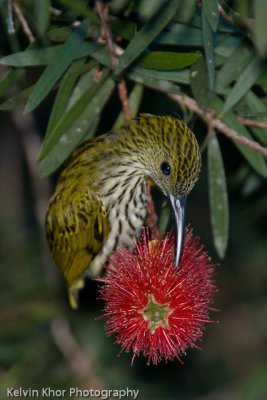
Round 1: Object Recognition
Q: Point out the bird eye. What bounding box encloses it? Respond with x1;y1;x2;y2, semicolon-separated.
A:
160;161;171;176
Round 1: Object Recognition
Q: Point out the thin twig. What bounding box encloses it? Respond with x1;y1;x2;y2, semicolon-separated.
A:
168;93;267;157
13;1;35;43
239;117;267;129
95;0;131;120
117;80;132;120
213;119;267;155
95;0;117;68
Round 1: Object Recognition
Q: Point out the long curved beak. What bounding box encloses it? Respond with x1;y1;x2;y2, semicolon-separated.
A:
169;195;186;267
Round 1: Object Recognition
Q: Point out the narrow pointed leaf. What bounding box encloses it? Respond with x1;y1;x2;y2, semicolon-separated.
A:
38;75;106;161
0;68;24;97
91;47;112;68
190;55;210;107
208;133;229;258
0;42;98;66
34;0;50;36
254;0;267;57
38;68;106;161
66;68;96;110
0;46;61;66
39;77;115;176
128;66;190;85
216;42;254;92
256;68;267;92
202;7;215;91
175;0;196;23
24;20;91;114
244;91;267;146
46;27;72;42
128;69;181;94
158;201;171;236
115;0;179;74
213;97;267;176
214;35;242;58
137;51;200;70
223;57;264;114
110;19;136;40
45;59;86;138
157;28;204;47
202;0;219;31
59;0;99;24
0;86;33;110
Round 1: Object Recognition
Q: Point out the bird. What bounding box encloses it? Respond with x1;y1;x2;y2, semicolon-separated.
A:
45;114;201;308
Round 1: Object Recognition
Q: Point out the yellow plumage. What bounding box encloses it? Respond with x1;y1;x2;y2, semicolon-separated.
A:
45;114;201;308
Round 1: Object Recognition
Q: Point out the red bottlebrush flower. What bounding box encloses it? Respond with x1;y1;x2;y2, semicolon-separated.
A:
98;227;217;365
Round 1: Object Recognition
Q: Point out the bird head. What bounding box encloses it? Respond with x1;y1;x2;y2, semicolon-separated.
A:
130;114;201;267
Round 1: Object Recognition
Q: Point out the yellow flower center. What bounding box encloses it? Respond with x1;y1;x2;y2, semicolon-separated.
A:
139;294;173;334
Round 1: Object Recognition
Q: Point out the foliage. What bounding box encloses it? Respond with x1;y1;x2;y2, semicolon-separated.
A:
1;0;267;259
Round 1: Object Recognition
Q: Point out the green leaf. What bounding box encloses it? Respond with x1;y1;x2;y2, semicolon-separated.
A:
0;42;100;66
216;42;254;92
128;69;181;94
91;47;112;68
45;59;86;138
128;66;190;85
244;91;267;146
66;67;96;110
38;76;102;161
0;45;62;66
175;0;196;23
254;0;267;57
256;68;267;92
214;35;242;58
157;27;204;47
202;0;219;31
190;55;210;107
208;133;229;258
46;27;72;42
59;0;99;24
110;19;136;41
158;200;171;236
115;0;179;74
34;0;50;36
113;83;144;129
39;76;115;176
82;116;100;141
110;0;132;14
223;57;264;114
0;68;24;97
0;86;33;110
213;97;267;176
202;6;215;91
137;51;200;70
129;62;190;84
24;20;92;114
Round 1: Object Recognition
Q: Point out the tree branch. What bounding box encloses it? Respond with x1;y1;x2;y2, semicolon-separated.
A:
168;93;267;157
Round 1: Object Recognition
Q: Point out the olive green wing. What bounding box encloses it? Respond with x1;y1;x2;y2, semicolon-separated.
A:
45;189;109;308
